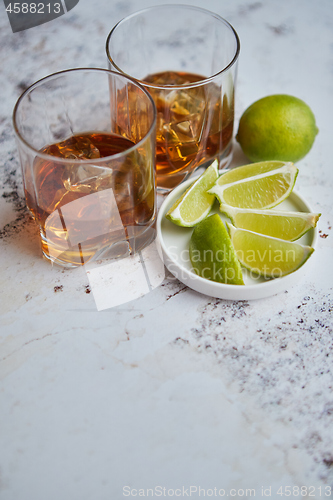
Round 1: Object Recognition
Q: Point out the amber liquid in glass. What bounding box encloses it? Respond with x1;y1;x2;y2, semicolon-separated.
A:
143;71;234;186
25;133;155;266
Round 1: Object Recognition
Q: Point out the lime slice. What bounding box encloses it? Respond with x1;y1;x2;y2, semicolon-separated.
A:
216;160;287;185
208;161;298;209
221;205;321;241
189;214;244;285
227;223;314;278
166;160;219;227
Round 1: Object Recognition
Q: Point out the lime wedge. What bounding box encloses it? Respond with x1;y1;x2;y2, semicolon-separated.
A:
189;214;244;285
166;160;219;227
216;160;287;184
221;205;321;241
208;161;298;209
227;223;314;278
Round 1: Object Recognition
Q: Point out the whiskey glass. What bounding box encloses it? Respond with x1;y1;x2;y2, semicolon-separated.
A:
106;4;240;191
13;68;156;268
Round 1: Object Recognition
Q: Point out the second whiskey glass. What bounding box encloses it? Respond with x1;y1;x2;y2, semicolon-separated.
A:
106;4;240;191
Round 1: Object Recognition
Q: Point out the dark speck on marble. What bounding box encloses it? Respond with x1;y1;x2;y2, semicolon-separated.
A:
238;2;262;16
267;24;294;35
16;81;30;93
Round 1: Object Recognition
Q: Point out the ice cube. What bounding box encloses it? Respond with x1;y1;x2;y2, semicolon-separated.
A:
57;135;101;160
154;85;206;144
63;163;112;193
164;113;204;144
172;89;205;117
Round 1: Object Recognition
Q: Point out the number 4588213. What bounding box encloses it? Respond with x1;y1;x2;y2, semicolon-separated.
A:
6;3;61;14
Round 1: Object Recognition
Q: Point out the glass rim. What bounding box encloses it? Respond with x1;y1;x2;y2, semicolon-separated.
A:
106;4;241;90
12;67;157;164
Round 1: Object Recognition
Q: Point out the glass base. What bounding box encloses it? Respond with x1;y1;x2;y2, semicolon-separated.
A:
156;169;194;194
217;143;233;172
41;219;157;269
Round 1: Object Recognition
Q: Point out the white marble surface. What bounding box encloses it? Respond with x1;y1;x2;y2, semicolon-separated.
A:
1;0;333;499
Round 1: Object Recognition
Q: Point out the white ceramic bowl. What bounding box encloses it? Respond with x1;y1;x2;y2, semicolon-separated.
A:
156;177;318;301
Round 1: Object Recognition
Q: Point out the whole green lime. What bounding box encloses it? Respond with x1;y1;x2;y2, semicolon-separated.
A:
236;95;318;163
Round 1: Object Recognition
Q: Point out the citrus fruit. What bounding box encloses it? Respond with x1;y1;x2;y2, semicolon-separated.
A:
189;214;244;285
236;94;318;163
166;160;219;227
221;205;321;241
227;223;314;278
208;161;298;209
